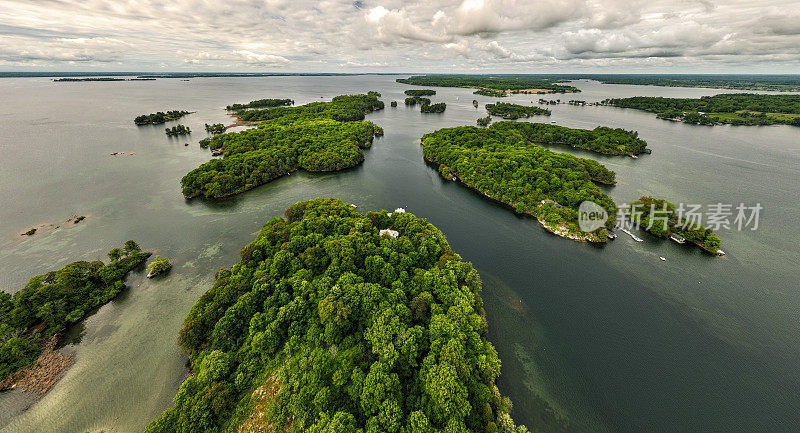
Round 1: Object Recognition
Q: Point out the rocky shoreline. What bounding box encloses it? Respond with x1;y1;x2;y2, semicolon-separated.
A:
0;336;73;395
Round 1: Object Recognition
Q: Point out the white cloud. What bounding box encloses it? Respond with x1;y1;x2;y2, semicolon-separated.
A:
0;0;798;72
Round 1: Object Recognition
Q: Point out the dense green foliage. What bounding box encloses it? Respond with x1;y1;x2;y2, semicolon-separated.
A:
404;89;436;96
396;75;579;93
580;74;800;91
233;94;383;123
489;122;649;156
629;197;722;253
205;123;226;134
485;103;550;119
147;256;173;278
390;101;398;107
604;94;800;126
421;103;446;113
476;116;492;127
134;111;190;125
405;97;431;106
421;126;616;240
166;125;191;136
0;242;150;381
146;198;528;433
226;99;294;111
181;94;384;199
473;89;507;97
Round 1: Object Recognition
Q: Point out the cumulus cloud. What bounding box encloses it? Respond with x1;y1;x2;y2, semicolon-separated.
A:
0;0;798;71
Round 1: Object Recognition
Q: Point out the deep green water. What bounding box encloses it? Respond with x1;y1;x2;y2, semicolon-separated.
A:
0;76;798;433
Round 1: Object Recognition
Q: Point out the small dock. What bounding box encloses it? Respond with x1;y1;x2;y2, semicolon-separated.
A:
618;227;643;242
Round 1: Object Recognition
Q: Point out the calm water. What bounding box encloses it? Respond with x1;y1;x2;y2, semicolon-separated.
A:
0;76;798;433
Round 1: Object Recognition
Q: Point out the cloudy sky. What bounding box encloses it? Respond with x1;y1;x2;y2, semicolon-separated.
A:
1;0;799;73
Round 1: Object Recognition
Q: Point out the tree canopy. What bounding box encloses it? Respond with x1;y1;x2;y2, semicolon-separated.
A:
421;126;617;241
134;111;190;125
226;99;294;111
146;198;528;433
181;94;385;199
404;89;436;96
485;103;550;119
0;243;150;381
629;196;723;253
489;121;649;155
603;94;800;126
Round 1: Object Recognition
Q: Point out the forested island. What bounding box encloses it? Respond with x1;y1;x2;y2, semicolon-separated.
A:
225;98;294;111
629;196;723;254
421;102;446;113
0;242;150;393
405;96;430;106
579;74;800;92
404;89;436;96
485;102;551;119
422;126;617;241
477;116;492;126
602;94;800;126
134;110;190;125
491;122;650;156
55;77;155;82
397;75;580;94
165;124;191;136
145;198;529;433
204;123;226;134
181;94;384;198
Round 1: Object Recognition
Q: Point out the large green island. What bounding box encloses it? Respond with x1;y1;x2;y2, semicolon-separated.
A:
146;198;529;433
602;94;800;126
397;75;580;95
182;94;384;199
1;242;150;393
422;126;618;242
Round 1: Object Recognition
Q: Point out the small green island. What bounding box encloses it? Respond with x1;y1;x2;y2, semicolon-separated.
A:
404;89;436;96
404;96;446;113
420;102;446;113
397;75;580;96
602;94;800;126
134;110;190;125
486;102;551;119
422;126;617;242
477;116;492;126
225;98;294;111
0;241;150;393
204;123;226;134
165;124;191;136
146;256;172;278
629;196;723;255
390;100;397;107
404;96;430;106
145;198;529;433
182;94;384;199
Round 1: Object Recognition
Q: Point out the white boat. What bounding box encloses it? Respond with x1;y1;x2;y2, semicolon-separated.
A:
660;256;666;261
669;233;686;244
619;227;644;242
